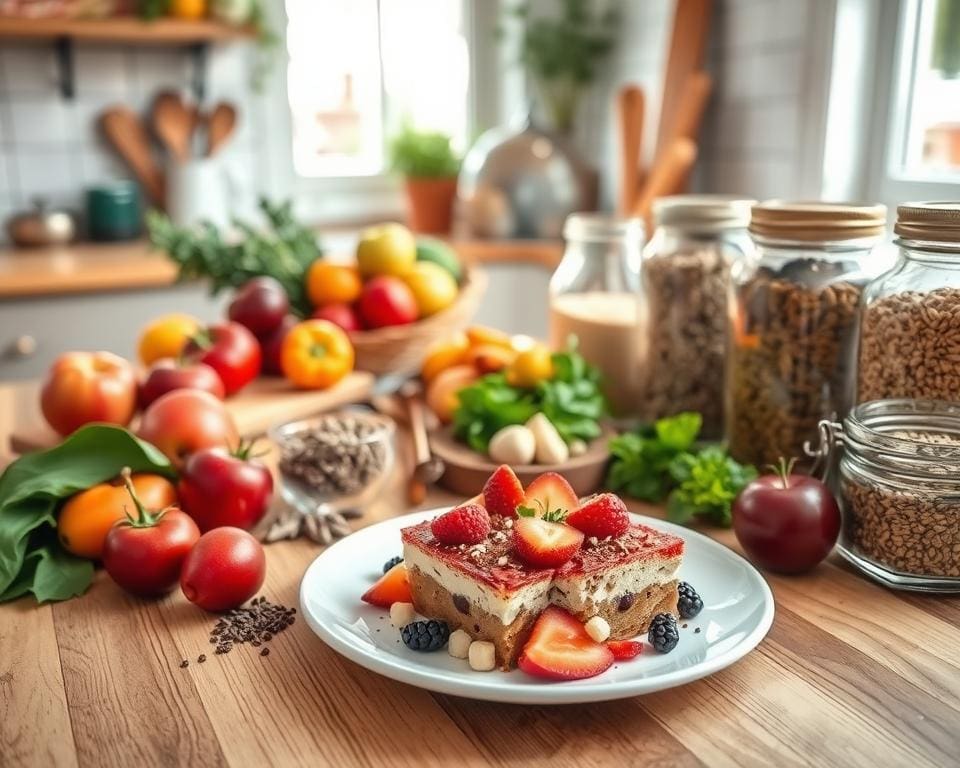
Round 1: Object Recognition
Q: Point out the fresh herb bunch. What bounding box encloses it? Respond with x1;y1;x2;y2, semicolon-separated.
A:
147;198;321;317
607;412;756;527
388;123;461;178
453;345;606;453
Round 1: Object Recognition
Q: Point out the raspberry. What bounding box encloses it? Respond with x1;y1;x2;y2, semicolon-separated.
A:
566;493;630;538
430;503;491;545
482;465;525;518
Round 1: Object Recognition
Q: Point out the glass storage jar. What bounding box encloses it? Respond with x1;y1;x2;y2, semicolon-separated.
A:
858;202;960;403
809;399;960;592
726;201;886;468
549;213;644;419
639;195;755;438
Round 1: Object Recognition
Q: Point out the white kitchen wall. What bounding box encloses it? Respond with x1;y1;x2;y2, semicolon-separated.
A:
0;41;265;244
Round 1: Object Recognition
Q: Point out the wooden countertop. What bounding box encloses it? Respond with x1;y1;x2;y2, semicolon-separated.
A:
1;384;958;767
0;238;563;299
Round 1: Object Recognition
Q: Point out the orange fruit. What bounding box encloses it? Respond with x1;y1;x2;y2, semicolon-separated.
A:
138;314;201;366
466;344;516;374
425;365;479;423
466;325;514;350
306;261;363;307
421;333;469;384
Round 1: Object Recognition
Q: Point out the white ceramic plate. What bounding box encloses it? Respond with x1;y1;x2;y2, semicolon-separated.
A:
300;510;775;704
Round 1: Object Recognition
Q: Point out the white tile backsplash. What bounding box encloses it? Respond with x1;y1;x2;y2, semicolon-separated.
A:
14;148;81;202
0;44;57;94
74;49;132;98
7;93;71;145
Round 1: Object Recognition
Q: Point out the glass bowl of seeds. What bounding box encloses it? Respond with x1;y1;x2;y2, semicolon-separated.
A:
269;410;396;522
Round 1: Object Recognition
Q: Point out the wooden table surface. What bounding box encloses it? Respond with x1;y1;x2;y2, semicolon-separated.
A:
1;417;959;766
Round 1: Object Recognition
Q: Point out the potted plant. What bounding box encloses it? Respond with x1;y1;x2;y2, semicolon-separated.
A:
388;124;461;235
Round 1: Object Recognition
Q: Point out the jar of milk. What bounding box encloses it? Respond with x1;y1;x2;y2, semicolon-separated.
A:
549;213;645;418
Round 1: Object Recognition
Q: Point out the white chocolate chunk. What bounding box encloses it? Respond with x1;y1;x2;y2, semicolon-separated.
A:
585;616;611;643
468;640;496;671
526;413;570;465
448;629;472;659
389;602;416;628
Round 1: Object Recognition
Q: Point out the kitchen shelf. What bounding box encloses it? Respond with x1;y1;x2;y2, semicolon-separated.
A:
0;16;255;100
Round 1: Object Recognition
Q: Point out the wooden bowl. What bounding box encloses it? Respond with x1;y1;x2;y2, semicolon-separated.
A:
350;268;487;376
428;423;616;498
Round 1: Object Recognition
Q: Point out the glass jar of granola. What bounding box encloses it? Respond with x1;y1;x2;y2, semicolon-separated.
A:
858;202;960;403
809;399;960;592
726;201;886;468
639;195;754;438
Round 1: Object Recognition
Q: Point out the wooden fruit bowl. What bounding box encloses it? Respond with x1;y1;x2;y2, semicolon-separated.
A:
350;268;487;376
428;422;616;498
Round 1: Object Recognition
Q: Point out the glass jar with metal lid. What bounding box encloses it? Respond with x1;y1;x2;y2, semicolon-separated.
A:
639;195;754;437
726;201;886;468
858;202;960;403
808;398;960;592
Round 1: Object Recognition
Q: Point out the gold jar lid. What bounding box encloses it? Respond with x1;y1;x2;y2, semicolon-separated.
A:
750;201;887;242
653;194;756;232
894;202;960;243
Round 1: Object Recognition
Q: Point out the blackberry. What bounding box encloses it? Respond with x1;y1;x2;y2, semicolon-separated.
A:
401;620;450;651
677;582;703;619
383;555;403;574
648;613;679;653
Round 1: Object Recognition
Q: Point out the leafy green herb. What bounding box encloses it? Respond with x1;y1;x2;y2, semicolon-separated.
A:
452;346;606;453
147;198;322;317
666;447;758;528
0;426;175;604
388;123;461;178
517;504;567;522
606;413;702;502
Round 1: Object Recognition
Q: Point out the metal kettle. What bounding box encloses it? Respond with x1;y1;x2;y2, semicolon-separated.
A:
6;197;77;247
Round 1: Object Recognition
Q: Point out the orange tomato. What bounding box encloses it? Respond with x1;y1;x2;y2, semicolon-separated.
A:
466;325;514;350
138;314;201;366
421;333;469;383
306;261;363;308
58;474;177;559
281;320;355;389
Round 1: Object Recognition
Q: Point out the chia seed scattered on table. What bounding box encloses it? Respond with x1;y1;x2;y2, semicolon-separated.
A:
207;596;296;657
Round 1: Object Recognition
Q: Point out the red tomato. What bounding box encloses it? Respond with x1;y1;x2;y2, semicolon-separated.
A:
311;302;363;332
102;469;200;597
40;351;138;436
260;315;299;376
357;276;418;328
180;527;266;611
178;446;273;532
139;357;225;409
138;389;239;468
184;322;261;396
228;277;290;336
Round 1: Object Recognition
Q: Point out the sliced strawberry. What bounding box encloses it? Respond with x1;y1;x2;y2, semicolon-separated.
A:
566;493;630;538
464;493;485;508
518;606;614;681
430;503;491;545
606;640;644;661
482;465;525;518
513;516;583;568
521;472;578;518
361;563;411;608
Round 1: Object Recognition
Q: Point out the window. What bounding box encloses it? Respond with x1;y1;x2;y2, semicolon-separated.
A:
285;0;471;179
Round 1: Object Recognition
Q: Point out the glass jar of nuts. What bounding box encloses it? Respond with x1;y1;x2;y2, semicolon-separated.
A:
639;195;754;438
809;399;960;592
858;202;960;404
726;201;886;468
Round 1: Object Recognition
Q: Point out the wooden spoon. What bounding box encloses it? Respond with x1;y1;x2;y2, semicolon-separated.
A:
206;102;238;157
617;84;645;215
151;91;194;163
400;381;444;505
99;107;165;207
634;137;699;223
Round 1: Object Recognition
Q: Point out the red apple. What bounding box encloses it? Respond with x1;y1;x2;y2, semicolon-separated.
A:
40;351;138;436
357;276;418;329
312;302;363;332
228;277;289;336
138;389;239;467
732;459;841;574
260;315;299;376
139;358;225;408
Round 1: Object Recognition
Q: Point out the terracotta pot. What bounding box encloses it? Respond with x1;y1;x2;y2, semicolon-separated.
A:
404;177;458;234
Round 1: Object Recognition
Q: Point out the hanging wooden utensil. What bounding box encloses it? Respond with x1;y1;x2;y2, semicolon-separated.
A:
151;90;195;163
206;102;238;157
634;137;698;223
617;84;645;215
99;106;166;207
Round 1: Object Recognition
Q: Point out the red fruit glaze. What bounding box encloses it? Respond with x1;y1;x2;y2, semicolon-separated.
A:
513;517;583;568
566;493;630;538
606;640;644;660
430;503;491;545
518;606;614;681
360;563;412;608
482;465;525;518
522;472;578;517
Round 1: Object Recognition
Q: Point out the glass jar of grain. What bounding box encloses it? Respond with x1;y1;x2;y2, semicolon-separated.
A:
858;202;960;403
639;195;754;438
809;399;960;592
726;202;886;468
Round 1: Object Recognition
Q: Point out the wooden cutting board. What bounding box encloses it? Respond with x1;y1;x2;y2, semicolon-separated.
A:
8;372;375;455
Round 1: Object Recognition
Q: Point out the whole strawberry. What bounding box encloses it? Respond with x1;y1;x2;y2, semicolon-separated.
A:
431;503;491;545
482;465;525;518
566;493;630;538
